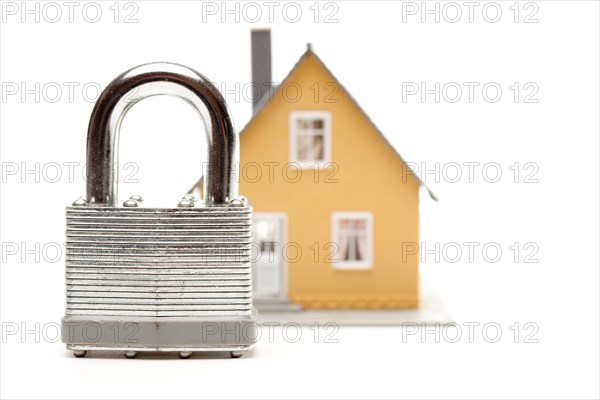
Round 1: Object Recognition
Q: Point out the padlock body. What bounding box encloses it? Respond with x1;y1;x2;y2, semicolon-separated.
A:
61;205;256;352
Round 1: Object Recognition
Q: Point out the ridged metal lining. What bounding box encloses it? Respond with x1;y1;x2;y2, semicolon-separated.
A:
65;206;252;317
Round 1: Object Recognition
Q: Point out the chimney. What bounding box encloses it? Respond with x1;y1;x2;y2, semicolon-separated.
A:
251;29;272;114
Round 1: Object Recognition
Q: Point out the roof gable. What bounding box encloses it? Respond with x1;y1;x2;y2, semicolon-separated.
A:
240;47;436;201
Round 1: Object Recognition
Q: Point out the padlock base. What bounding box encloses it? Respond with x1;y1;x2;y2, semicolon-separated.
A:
67;345;251;358
62;309;257;357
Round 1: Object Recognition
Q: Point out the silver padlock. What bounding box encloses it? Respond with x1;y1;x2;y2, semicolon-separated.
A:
61;62;257;359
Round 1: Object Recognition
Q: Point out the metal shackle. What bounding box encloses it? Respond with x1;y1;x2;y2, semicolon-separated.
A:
85;62;239;207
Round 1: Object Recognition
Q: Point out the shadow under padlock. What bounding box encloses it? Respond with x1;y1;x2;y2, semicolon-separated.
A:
62;62;257;359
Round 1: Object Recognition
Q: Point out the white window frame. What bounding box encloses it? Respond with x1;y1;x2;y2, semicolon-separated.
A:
289;111;332;169
331;212;374;270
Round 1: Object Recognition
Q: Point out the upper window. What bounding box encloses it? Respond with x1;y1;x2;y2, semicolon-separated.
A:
289;111;332;168
331;212;374;270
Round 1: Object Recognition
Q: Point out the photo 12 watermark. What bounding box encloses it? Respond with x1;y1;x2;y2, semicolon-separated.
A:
200;1;340;24
212;80;340;106
1;1;140;24
201;161;340;186
1;161;140;185
401;2;539;24
401;82;540;104
401;241;540;264
404;161;540;184
401;321;540;343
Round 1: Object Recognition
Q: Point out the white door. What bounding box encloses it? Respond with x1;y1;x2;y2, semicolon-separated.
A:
252;213;287;299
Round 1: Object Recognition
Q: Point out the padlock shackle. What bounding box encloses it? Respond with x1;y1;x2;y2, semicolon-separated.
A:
85;62;239;206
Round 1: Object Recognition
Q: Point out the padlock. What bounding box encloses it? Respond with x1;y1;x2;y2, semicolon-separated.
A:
61;62;257;359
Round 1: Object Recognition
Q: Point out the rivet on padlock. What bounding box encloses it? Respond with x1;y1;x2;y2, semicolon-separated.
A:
178;194;195;208
123;195;143;208
62;62;257;359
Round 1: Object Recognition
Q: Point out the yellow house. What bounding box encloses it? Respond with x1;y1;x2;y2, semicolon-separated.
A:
237;30;433;310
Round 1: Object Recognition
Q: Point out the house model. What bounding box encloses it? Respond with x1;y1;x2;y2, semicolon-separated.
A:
224;30;433;311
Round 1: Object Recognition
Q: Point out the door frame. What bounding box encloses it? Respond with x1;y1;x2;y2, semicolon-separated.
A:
252;212;288;301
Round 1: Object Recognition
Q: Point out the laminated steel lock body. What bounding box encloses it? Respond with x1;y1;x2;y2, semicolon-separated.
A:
61;63;256;359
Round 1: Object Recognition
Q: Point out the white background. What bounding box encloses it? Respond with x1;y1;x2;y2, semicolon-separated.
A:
1;1;599;399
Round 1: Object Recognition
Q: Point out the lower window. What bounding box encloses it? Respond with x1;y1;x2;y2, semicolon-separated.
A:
331;212;374;270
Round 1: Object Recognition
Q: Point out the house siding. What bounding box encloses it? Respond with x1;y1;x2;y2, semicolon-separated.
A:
239;52;420;309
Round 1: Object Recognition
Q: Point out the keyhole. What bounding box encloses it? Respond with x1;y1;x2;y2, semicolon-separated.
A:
118;95;207;207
